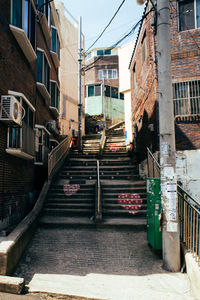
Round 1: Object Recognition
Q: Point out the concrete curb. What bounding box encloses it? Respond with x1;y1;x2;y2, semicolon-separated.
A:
0;276;24;294
0;179;51;276
0;147;71;277
185;251;200;300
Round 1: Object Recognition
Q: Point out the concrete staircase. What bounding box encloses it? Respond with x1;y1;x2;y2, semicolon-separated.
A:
100;133;146;225
40;130;146;227
70;134;101;158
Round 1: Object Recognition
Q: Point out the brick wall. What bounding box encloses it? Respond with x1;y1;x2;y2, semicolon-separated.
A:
0;0;61;228
0;2;36;223
85;55;119;87
130;0;200;162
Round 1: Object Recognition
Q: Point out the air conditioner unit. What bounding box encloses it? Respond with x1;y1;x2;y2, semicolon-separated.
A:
0;95;22;126
47;120;56;131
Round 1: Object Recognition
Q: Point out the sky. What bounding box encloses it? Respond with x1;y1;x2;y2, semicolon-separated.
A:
61;0;145;52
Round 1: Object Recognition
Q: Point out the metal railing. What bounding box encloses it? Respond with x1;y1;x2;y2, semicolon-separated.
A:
178;185;200;264
146;148;200;263
95;160;102;221
147;147;160;178
48;130;72;178
99;128;106;155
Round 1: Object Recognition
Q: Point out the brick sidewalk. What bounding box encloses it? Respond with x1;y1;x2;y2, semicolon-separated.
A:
13;226;194;300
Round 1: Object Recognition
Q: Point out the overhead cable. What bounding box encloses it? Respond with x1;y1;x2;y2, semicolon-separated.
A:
85;0;126;53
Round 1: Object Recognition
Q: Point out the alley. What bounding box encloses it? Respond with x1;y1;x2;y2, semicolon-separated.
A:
13;226;194;300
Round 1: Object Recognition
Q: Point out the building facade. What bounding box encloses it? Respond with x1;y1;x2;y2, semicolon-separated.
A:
85;47;124;127
0;0;61;230
129;0;200;198
55;1;85;137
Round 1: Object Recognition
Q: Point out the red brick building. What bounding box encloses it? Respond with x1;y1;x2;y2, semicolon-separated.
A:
0;0;60;230
85;47;119;88
129;0;200;162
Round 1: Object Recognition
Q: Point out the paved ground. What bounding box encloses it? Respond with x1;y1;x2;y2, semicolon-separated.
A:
13;226;195;300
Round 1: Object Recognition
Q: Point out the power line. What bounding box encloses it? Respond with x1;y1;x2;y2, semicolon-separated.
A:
85;0;126;53
83;9;153;72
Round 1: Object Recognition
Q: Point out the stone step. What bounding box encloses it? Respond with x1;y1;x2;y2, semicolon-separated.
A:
51;184;95;189
39;216;94;226
102;152;129;156
102;197;147;202
103;204;147;210
47;194;94;200
101;180;146;189
59;174;97;180
63;165;137;170
60;170;97;175
100;217;146;227
45;203;94;209
99;160;133;166
83;140;101;144
65;160;97;166
43;208;93;216
69;154;99;159
106;138;125;142
102;209;146;218
102;175;141;180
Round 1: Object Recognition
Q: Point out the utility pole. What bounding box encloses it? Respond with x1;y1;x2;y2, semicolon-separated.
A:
78;16;82;152
135;0;180;271
157;0;180;271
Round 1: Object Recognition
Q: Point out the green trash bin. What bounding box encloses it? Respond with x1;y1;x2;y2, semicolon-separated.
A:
147;178;162;250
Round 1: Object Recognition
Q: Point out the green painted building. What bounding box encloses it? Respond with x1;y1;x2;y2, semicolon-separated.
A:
85;84;124;124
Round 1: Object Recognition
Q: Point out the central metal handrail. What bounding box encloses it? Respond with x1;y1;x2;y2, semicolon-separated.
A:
95;159;102;221
99;128;106;156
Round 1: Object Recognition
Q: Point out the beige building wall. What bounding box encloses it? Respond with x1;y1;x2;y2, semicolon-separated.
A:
118;41;135;144
55;1;85;136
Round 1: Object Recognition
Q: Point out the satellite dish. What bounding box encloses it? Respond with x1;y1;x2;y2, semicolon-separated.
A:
135;0;146;5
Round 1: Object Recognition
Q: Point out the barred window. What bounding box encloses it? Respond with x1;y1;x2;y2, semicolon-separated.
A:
179;0;200;31
173;80;200;117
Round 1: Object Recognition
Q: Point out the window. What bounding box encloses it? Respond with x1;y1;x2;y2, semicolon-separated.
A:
179;0;200;31
141;32;147;63
120;93;124;100
7;92;35;159
37;50;50;92
98;69;118;80
105;85;111;97
38;0;51;29
97;49;111;56
95;85;101;96
104;49;111;55
173;80;200;117
111;87;119;99
88;85;94;97
11;0;36;49
51;27;60;59
97;50;104;56
133;63;136;87
50;81;60;111
35;126;50;164
86;85;101;97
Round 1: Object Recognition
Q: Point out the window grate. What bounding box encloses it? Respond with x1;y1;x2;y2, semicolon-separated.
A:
173;80;200;117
